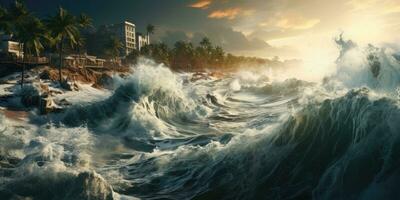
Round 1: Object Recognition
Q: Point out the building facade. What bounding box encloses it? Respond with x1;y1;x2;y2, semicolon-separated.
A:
136;33;150;51
0;34;23;58
109;21;136;56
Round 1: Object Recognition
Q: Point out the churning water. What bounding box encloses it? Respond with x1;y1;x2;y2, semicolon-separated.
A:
1;37;400;200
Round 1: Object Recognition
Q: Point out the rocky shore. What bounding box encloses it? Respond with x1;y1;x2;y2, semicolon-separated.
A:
0;65;130;118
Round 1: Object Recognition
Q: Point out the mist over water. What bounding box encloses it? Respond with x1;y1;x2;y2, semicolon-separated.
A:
1;37;400;200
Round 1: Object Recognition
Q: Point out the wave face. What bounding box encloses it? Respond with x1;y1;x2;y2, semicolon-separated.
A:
1;41;400;200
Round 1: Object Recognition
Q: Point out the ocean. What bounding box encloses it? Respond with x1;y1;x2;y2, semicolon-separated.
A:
1;38;400;200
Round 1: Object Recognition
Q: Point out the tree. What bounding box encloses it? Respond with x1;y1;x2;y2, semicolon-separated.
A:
196;37;214;66
146;24;155;44
46;7;80;84
15;17;48;87
0;6;11;34
172;41;195;70
74;15;92;67
78;13;93;29
5;0;30;59
199;37;212;50
140;43;170;65
153;42;170;65
74;32;86;67
125;49;140;64
6;0;29;34
1;1;36;87
104;36;123;64
211;46;225;66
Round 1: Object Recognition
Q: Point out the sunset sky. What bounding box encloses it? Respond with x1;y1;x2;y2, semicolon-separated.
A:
2;0;400;59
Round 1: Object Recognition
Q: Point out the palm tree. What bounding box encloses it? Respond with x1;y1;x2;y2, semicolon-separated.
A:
199;37;211;48
146;24;155;44
173;41;195;70
76;13;92;68
1;0;33;87
6;0;30;60
78;13;93;29
7;0;29;32
104;36;123;65
197;37;213;66
74;32;86;67
211;46;225;66
15;17;48;87
0;6;11;34
45;7;80;84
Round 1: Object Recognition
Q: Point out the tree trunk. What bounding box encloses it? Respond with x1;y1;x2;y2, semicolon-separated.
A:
58;37;64;85
77;46;82;68
21;55;25;88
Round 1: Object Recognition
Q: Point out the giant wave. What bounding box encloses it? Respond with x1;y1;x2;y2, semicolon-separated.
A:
1;37;400;200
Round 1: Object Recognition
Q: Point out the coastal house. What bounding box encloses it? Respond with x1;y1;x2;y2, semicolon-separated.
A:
64;54;106;68
0;33;23;59
109;21;136;56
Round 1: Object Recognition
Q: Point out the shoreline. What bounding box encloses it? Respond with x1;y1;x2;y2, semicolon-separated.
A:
0;62;227;119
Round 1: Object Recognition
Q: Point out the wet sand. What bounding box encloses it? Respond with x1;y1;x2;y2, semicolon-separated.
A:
1;108;28;122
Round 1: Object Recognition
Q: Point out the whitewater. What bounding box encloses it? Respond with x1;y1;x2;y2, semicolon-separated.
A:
1;36;400;200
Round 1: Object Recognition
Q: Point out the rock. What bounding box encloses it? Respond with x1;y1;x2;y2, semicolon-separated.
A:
61;79;79;91
38;96;62;115
206;94;219;105
394;54;400;62
39;84;49;95
4;171;114;200
20;85;40;107
39;70;51;80
368;54;381;78
65;171;114;200
96;73;114;89
191;72;208;82
58;98;72;107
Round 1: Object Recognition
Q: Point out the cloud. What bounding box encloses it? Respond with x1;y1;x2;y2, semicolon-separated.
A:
189;0;212;9
158;30;191;47
155;23;297;58
258;13;320;31
208;8;242;20
158;27;271;52
276;17;320;30
347;0;400;14
248;29;302;41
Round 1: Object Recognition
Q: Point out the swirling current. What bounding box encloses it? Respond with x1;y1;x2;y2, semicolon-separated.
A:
1;37;400;200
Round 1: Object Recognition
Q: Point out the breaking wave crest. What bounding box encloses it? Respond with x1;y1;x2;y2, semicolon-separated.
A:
62;60;208;139
117;88;400;200
325;34;400;94
1;37;400;200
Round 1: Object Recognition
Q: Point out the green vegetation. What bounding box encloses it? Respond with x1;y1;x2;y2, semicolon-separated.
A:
45;7;92;84
104;36;123;63
16;17;48;87
0;0;272;78
126;37;270;71
0;1;92;85
0;1;49;87
146;24;155;43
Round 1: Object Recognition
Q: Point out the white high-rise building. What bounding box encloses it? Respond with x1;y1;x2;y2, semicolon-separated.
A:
109;21;136;56
136;33;150;51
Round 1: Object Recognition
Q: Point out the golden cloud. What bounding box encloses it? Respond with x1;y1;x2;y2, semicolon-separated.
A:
348;0;400;14
276;17;320;30
189;0;212;9
208;8;241;19
208;8;247;20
